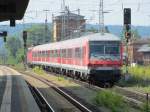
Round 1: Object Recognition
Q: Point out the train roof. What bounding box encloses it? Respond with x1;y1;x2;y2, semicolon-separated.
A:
30;33;121;51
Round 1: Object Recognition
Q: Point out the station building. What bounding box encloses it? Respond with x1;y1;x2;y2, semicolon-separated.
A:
125;38;150;65
52;7;86;42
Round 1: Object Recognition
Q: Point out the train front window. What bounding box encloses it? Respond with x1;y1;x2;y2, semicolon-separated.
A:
90;45;104;55
105;45;120;55
90;41;120;60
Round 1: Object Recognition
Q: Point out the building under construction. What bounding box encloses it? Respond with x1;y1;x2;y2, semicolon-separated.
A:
52;7;86;42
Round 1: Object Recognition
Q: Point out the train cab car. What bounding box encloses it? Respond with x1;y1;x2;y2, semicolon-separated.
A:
27;33;123;85
88;38;122;84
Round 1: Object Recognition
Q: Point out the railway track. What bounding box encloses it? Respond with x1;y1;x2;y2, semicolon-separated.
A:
112;86;150;105
71;78;148;109
23;73;98;112
10;66;148;110
26;82;55;112
44;71;148;109
31;70;148;110
5;66;97;112
68;77;148;109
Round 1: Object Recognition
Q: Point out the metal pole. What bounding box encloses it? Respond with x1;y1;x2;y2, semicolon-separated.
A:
61;0;66;41
43;10;50;43
125;40;128;75
24;47;27;70
146;93;149;112
78;9;81;37
99;0;104;35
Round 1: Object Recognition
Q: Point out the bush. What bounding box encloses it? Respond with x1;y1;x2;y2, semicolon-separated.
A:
121;65;150;86
32;66;46;75
142;102;150;112
94;90;128;112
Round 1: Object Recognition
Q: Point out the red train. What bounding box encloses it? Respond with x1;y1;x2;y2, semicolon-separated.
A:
27;33;123;85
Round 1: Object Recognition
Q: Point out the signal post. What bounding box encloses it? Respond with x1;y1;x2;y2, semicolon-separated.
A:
124;8;131;76
23;30;27;69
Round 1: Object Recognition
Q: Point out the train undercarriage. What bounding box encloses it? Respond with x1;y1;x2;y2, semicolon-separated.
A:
28;64;121;87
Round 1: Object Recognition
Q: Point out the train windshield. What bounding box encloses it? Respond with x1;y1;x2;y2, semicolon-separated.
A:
90;41;120;60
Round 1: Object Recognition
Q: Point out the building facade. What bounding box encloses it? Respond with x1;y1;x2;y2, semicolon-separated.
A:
124;39;150;65
52;7;86;42
138;44;150;65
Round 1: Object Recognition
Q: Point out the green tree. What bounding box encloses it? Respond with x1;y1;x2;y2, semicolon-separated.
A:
5;37;22;57
27;24;52;47
120;28;141;42
16;48;25;63
0;46;8;64
131;29;141;40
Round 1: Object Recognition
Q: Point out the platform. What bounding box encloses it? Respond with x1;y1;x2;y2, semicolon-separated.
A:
0;66;41;112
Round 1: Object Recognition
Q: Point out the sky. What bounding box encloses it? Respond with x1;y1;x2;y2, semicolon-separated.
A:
1;0;150;26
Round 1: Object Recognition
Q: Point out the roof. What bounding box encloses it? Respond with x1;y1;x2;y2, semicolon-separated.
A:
31;33;121;51
138;44;150;52
54;12;85;21
129;38;150;45
0;0;29;21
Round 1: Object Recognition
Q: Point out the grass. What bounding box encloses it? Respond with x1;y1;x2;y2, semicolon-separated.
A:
118;65;150;95
142;102;150;112
14;63;25;71
127;86;150;93
119;65;150;87
32;66;46;76
122;65;150;80
32;66;79;87
93;90;128;112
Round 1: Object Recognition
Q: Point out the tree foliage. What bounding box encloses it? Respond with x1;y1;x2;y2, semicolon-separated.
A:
131;29;141;40
26;24;52;47
5;37;22;57
16;48;25;63
120;28;141;42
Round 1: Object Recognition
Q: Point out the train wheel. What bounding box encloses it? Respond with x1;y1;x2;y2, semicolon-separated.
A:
103;82;112;88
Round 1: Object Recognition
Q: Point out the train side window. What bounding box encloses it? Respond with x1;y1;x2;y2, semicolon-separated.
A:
54;50;56;57
55;50;57;57
53;50;55;57
45;51;47;57
68;49;72;58
39;51;41;57
61;49;65;58
61;49;64;57
34;52;36;57
51;50;54;57
32;52;34;58
42;51;45;57
57;49;60;57
42;51;44;57
34;52;37;58
38;51;40;57
37;51;39;57
33;52;35;58
50;50;52;57
40;51;42;57
75;48;81;58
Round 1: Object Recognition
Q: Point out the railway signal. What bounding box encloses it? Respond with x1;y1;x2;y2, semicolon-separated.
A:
124;8;131;25
0;31;7;42
23;31;27;47
23;30;28;69
124;8;131;43
124;25;131;43
3;31;7;42
10;19;16;27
